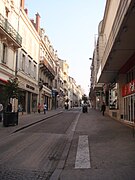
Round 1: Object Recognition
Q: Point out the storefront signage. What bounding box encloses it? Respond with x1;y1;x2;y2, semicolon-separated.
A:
26;84;35;91
122;80;135;96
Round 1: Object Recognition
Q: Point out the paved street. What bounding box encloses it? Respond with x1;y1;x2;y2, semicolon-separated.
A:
0;108;135;180
0;109;63;140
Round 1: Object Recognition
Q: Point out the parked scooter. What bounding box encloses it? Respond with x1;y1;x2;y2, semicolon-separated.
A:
82;104;88;113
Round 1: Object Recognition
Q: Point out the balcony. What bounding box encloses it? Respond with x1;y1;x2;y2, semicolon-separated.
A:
43;82;52;90
0;13;22;48
40;56;55;79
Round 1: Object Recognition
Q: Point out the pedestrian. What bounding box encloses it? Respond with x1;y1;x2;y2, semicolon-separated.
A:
0;103;3;122
43;103;47;114
7;102;12;112
38;103;41;113
101;102;106;116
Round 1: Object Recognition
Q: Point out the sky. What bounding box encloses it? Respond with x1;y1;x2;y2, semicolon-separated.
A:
25;0;106;95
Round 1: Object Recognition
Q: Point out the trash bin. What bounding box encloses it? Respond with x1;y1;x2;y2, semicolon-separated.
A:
3;112;18;127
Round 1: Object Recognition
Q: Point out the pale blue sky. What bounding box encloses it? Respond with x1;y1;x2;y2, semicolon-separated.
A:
25;0;106;95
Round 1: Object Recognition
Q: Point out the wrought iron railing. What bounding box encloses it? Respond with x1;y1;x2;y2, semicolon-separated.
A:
0;13;22;45
40;56;55;77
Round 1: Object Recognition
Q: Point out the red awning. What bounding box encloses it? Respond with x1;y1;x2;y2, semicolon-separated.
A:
0;78;7;83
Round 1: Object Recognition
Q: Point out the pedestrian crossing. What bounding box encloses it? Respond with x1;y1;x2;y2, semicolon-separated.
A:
75;135;91;169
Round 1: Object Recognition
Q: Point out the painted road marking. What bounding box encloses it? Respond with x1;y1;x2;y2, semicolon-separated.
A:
75;135;91;169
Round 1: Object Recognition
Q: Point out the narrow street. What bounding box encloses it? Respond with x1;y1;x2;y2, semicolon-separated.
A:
0;108;135;179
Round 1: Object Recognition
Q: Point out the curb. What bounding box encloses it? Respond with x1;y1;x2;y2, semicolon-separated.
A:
13;111;63;133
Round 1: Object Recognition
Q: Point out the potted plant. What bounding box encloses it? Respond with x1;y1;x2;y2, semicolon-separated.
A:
0;77;19;127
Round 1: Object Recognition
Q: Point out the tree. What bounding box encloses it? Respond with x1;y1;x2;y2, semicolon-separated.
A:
0;77;19;110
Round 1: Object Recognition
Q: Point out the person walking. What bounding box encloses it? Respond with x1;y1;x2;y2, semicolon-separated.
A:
0;103;3;122
38;103;41;113
43;103;47;114
101;102;106;116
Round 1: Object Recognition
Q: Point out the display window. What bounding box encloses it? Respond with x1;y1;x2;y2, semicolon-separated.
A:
124;94;135;122
122;79;135;122
109;83;118;109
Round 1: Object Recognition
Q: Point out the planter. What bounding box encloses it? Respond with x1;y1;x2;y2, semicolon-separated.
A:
3;112;18;127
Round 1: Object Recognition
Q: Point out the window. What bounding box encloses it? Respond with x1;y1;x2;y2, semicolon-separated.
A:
34;64;37;79
2;44;7;64
22;54;25;71
127;67;135;83
109;83;118;109
29;60;31;75
55;79;57;88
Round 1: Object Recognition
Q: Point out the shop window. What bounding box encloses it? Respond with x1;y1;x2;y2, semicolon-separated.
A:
124;95;135;122
18;91;26;113
109;83;118;109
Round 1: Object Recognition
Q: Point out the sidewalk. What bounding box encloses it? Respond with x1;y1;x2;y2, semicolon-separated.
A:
0;109;63;140
58;109;135;180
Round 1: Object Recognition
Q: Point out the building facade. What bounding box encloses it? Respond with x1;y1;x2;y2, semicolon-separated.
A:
39;31;56;110
17;1;40;114
90;0;135;125
0;0;84;113
0;0;22;107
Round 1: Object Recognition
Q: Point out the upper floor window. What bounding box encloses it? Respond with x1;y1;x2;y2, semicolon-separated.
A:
34;64;37;79
54;79;57;89
28;60;31;75
1;43;7;64
22;54;25;71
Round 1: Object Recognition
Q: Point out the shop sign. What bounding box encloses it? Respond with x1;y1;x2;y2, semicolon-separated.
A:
26;84;35;91
122;80;135;96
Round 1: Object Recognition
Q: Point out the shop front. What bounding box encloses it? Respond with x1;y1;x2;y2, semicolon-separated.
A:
40;86;52;111
122;80;135;123
18;79;38;114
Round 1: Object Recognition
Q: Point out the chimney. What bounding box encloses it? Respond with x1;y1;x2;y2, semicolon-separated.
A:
20;0;25;9
35;13;40;34
30;19;35;27
24;8;28;15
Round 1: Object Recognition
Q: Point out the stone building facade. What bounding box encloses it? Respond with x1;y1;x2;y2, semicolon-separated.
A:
90;0;135;125
0;0;84;113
